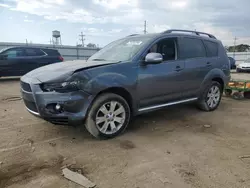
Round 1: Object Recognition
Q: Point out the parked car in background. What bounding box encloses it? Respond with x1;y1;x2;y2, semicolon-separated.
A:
21;29;230;139
228;56;236;69
0;47;63;77
236;58;250;72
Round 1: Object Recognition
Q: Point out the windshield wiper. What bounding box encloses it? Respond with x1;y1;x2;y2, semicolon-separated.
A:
91;58;107;61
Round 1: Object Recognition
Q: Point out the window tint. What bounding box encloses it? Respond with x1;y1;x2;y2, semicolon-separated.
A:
25;48;45;56
178;38;206;59
147;38;176;61
2;49;24;58
204;40;218;57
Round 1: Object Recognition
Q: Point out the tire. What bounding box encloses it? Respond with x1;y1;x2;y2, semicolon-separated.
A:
197;81;222;111
224;89;232;97
243;91;250;99
232;92;243;100
236;68;241;73
85;93;131;139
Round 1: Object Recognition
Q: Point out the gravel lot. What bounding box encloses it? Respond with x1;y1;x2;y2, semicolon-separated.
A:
0;73;250;188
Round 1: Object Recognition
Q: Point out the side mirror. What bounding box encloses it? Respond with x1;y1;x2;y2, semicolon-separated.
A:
145;53;163;64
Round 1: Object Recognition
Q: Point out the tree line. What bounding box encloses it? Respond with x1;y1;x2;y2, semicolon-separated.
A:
225;44;250;52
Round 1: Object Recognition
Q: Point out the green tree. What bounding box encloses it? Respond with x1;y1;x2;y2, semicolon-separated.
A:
227;44;250;52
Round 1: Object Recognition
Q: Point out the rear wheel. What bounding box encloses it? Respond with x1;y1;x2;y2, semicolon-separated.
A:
85;93;131;139
197;81;222;111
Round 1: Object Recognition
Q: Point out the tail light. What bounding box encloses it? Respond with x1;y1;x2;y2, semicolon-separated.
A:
58;56;64;62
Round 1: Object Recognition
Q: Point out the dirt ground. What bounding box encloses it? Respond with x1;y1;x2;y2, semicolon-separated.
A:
0;74;250;188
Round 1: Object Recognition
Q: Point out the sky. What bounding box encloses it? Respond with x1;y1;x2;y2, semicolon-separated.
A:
0;0;250;47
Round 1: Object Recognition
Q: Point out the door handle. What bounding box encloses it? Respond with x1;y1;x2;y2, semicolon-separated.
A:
175;65;182;72
206;62;212;66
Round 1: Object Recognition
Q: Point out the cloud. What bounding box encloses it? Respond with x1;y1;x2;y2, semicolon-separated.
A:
80;27;123;37
0;3;11;7
1;0;250;45
92;0;138;9
23;19;33;22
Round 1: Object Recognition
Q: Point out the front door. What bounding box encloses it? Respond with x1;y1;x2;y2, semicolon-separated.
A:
0;48;25;77
137;37;187;109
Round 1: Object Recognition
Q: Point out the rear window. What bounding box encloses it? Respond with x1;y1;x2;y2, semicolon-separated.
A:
204;40;218;57
43;49;61;56
178;37;206;59
25;48;45;56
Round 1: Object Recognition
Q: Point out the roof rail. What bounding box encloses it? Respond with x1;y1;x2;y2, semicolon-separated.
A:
127;34;139;37
163;29;216;39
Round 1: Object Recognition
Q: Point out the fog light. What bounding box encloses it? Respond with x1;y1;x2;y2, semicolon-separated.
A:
55;104;61;111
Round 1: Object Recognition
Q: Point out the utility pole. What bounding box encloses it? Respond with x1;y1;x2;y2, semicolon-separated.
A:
233;36;237;59
144;20;147;34
79;32;85;47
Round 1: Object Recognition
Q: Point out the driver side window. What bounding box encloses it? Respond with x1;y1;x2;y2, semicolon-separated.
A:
2;49;24;58
147;38;177;61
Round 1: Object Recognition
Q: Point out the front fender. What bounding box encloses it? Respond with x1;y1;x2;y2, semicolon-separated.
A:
83;72;133;94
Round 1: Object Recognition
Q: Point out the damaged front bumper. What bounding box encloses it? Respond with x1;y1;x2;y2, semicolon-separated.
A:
20;75;94;126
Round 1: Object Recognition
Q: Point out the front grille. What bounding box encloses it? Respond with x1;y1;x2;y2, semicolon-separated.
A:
23;100;38;112
242;67;250;69
21;81;32;92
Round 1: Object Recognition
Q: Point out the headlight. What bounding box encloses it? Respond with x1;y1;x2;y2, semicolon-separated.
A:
41;76;84;92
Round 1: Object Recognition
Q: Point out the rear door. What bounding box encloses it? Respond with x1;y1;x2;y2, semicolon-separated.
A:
0;48;26;76
177;37;210;98
21;48;55;75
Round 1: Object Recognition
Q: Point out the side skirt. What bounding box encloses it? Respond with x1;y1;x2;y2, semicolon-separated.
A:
138;97;198;112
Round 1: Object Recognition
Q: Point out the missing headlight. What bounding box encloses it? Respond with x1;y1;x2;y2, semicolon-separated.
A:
41;81;80;92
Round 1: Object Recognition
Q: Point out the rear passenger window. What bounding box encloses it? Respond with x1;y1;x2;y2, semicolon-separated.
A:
25;49;45;56
204;40;218;57
178;38;206;59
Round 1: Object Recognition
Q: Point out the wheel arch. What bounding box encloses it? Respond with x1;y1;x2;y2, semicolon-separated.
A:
93;87;135;115
200;69;227;94
212;77;224;91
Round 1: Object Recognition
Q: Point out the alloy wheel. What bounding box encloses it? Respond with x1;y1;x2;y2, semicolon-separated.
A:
95;101;126;135
206;85;221;108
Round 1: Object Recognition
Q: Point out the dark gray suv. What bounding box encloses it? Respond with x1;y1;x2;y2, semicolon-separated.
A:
20;29;230;139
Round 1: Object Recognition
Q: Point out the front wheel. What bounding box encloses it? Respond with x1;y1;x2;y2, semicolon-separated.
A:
197;81;222;111
85;93;131;139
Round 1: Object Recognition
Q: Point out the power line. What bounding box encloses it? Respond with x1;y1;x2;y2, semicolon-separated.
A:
79;32;85;47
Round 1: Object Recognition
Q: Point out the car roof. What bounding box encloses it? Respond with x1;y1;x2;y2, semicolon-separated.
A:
2;46;58;51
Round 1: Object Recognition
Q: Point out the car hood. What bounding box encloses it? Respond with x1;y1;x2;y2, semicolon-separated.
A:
238;62;250;67
24;59;117;83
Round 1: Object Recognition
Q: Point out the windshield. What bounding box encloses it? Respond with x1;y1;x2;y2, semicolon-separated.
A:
0;48;8;54
88;36;153;62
